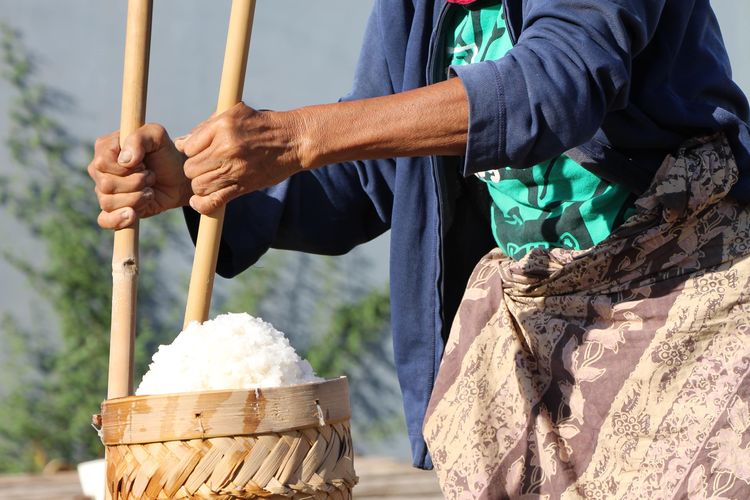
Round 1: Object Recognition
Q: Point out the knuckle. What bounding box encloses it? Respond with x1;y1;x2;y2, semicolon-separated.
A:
92;156;105;172
145;122;167;141
191;178;207;196
94;135;110;151
217;159;233;177
215;194;229;208
183;160;196;179
133;172;148;190
226;144;244;163
96;211;110;229
99;194;115;212
99;176;115;194
189;196;203;212
204;201;216;213
145;122;165;134
94;133;118;153
216;115;232;131
194;195;209;210
91;155;112;173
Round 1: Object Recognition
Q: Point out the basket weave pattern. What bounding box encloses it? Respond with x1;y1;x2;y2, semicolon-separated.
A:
106;422;356;499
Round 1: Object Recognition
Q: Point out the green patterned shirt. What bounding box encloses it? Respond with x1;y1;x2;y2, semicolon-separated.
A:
447;4;635;259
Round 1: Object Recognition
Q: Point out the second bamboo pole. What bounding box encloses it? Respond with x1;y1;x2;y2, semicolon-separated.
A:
183;0;256;328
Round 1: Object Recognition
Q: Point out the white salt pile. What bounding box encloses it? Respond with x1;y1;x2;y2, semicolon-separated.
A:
135;312;322;396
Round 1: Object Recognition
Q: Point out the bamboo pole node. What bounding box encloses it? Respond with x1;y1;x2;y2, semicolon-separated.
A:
112;258;138;275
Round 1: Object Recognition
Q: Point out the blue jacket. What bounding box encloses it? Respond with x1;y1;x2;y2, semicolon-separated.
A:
185;0;750;469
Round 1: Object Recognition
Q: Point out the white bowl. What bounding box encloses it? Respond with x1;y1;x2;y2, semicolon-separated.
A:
77;458;105;500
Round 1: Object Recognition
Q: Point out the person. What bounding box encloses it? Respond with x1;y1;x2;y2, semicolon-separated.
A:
88;0;750;497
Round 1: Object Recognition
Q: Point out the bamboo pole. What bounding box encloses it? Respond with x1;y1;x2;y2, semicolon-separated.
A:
108;0;152;400
183;0;256;328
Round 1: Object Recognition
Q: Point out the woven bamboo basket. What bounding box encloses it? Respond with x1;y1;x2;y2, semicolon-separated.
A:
97;377;356;499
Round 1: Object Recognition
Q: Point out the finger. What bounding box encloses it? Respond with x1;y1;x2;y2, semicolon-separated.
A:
89;156;142;178
97;208;136;230
119;123;171;169
94;132;120;156
180;120;216;158
96;186;155;213
182;146;225;180
173;134;191;153
90;132;131;177
179;109;219;146
191;170;238;197
96;170;155;195
188;184;241;215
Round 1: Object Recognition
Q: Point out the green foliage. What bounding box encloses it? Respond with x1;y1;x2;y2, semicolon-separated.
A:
305;284;407;449
0;314;54;471
219;251;286;319
306;287;390;378
0;24;180;471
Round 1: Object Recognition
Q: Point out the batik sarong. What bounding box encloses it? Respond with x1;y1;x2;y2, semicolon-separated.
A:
423;134;750;499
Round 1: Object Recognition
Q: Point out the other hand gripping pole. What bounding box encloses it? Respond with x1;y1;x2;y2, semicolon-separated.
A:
183;0;256;328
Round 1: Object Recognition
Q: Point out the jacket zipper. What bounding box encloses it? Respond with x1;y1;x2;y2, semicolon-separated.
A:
427;2;453;85
425;0;453;394
502;0;518;44
424;0;514;351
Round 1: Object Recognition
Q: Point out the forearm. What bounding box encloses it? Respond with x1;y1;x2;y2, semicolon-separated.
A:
295;78;468;170
176;79;466;214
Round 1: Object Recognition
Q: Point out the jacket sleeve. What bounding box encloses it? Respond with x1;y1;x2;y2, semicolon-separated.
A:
183;5;396;279
452;0;667;175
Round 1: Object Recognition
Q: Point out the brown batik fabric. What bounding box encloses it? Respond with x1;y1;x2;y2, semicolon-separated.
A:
423;134;750;499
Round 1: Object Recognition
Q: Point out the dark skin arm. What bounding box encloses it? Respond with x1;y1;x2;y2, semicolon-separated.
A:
88;78;468;228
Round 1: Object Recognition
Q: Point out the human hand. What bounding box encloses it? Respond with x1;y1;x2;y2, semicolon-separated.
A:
88;124;192;229
175;103;305;214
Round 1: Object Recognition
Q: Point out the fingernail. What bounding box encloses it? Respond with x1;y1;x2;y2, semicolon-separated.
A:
146;170;156;185
143;187;154;199
121;209;131;221
118;150;132;164
189;198;198;211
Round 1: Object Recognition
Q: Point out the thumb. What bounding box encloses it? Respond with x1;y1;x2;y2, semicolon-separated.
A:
119;123;171;169
173;134;191;154
188;185;239;215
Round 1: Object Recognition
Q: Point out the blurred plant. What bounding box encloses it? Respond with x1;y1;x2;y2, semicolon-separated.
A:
0;24;181;472
306;283;407;450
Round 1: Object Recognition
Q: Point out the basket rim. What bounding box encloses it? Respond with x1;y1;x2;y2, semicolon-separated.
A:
99;376;351;445
104;375;348;403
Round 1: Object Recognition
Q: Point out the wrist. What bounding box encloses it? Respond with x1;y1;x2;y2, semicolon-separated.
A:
288;106;326;170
